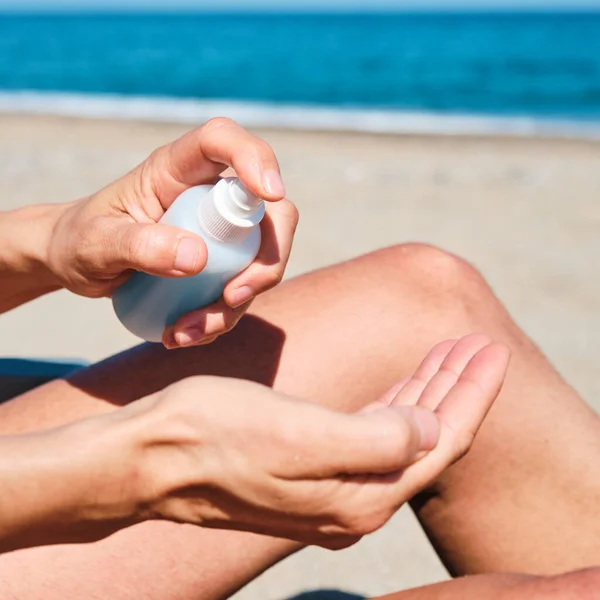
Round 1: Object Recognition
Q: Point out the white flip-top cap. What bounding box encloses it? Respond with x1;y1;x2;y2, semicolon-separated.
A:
199;178;265;243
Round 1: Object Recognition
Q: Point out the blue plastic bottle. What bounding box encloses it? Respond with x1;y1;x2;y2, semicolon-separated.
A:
112;178;265;342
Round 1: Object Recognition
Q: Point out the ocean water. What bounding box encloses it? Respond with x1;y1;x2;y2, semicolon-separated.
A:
1;11;600;136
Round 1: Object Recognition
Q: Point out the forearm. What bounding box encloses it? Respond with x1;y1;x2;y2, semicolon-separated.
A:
0;412;141;552
0;204;65;313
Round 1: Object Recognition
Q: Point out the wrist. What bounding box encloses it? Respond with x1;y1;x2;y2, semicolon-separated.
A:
110;390;213;523
9;203;67;284
0;413;146;552
0;203;71;308
61;408;153;530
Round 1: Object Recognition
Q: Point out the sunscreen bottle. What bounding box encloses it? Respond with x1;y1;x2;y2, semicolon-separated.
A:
113;177;264;342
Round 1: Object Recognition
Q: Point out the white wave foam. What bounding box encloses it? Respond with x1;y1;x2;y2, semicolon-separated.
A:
1;90;599;140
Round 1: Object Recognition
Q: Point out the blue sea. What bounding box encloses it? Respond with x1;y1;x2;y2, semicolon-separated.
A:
1;11;600;137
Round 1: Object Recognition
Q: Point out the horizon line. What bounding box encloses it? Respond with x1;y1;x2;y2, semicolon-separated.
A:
2;6;600;13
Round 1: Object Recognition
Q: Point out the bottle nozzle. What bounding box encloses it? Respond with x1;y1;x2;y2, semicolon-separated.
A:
198;177;265;243
230;179;262;211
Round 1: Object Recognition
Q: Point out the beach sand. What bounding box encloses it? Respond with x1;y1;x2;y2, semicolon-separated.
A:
0;114;599;599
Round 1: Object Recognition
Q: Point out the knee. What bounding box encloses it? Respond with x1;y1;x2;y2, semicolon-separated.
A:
378;243;484;290
370;243;497;310
357;243;516;342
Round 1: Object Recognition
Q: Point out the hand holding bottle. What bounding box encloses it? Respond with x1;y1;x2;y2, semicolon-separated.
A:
113;177;269;343
43;118;298;348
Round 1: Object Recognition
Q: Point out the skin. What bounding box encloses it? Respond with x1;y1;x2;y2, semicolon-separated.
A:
380;569;600;599
0;337;508;554
0;119;509;552
0;121;597;598
0;244;597;599
0;117;297;347
0;243;597;598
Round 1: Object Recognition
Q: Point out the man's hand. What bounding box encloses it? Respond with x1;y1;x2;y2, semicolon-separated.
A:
0;335;508;553
111;334;509;550
44;118;298;348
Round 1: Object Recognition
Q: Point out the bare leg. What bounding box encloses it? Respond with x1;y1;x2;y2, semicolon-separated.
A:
0;244;599;599
377;569;600;599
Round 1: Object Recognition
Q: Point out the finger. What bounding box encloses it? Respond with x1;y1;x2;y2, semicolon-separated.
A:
155;118;286;206
415;334;493;411
360;400;392;414
374;378;411;408
301;406;441;478
166;298;252;348
99;219;208;278
391;339;459;407
434;342;510;446
163;332;218;350
374;343;510;506
222;199;299;308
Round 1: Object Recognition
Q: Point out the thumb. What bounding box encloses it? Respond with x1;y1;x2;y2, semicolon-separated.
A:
351;407;441;474
305;406;441;478
105;220;208;277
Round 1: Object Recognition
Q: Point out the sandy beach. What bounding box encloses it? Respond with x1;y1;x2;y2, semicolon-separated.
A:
0;114;599;599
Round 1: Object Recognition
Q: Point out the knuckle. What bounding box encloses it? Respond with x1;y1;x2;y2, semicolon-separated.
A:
262;266;284;290
254;137;276;156
451;430;476;462
282;199;300;225
221;307;244;331
201;116;238;135
222;319;240;336
379;416;416;462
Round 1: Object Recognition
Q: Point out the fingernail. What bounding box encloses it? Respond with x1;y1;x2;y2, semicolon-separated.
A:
229;286;254;309
263;169;286;198
412;408;441;452
174;238;200;274
162;327;177;349
175;328;205;347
